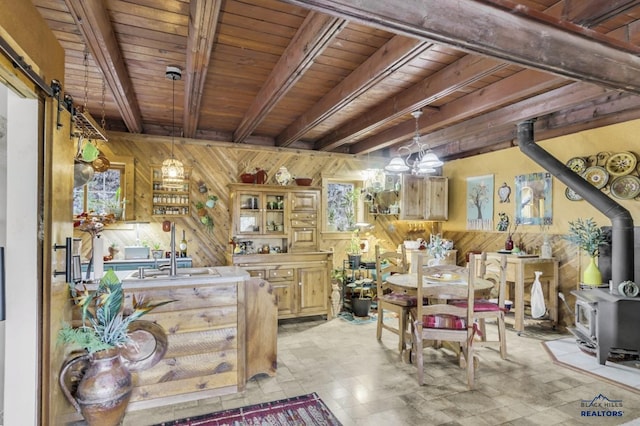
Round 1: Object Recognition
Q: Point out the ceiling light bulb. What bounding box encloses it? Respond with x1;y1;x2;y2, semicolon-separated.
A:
419;152;443;168
385;156;410;172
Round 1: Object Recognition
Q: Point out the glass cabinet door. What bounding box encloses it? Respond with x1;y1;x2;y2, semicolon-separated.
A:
264;193;286;235
237;192;262;234
236;191;287;235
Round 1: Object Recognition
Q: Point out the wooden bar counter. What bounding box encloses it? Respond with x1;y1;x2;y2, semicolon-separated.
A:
85;267;277;412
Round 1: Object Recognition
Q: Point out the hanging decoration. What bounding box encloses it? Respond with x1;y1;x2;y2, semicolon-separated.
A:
162;66;185;190
384;110;443;174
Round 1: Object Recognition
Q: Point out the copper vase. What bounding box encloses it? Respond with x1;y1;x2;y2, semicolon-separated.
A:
73;348;132;426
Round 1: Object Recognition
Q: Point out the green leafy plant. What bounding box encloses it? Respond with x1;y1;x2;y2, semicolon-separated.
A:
346;229;361;255
200;215;214;233
564;217;608;257
58;270;172;354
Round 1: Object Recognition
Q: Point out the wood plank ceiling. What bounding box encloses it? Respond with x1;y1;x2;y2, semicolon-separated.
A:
31;0;640;162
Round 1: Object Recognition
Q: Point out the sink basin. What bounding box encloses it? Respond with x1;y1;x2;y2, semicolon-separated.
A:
125;267;221;280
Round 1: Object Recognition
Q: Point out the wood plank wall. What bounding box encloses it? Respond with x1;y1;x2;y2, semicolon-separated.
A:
81;132;584;327
79;132;383;268
445;230;579;327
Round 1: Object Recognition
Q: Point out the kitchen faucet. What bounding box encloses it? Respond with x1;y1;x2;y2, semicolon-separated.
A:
169;222;178;277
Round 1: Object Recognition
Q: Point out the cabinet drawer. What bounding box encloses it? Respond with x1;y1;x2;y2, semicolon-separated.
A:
290;212;317;220
268;268;294;280
291;219;317;227
248;269;266;279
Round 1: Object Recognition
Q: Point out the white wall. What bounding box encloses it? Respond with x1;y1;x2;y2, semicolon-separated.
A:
0;79;6;423
2;83;39;425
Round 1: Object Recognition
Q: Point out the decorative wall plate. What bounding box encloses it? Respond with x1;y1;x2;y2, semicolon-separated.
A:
582;166;609;189
605;151;637;176
609;175;640;199
566;157;587;174
565;187;582;201
618;280;639;298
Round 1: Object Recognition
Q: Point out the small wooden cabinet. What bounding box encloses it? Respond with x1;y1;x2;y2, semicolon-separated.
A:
235;252;332;319
229;184;330;319
150;165;191;216
400;175;448;220
229;184;320;254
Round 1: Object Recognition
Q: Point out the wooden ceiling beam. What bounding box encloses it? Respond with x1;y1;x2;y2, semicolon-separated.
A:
352;68;567;154
562;0;640;28
283;0;640;94
232;11;347;143
276;35;432;148
434;91;640;159
396;82;611;156
64;0;143;133
315;54;506;152
183;0;222;139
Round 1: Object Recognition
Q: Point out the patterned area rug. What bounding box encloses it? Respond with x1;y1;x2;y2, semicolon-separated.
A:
154;393;342;425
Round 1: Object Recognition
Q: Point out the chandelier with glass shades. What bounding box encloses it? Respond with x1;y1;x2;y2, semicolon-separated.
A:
384;110;443;174
162;66;185;189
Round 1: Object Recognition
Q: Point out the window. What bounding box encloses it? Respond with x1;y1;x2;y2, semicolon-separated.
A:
322;175;365;234
73;166;122;216
72;155;135;220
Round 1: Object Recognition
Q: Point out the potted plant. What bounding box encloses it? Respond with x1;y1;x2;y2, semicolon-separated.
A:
201;215;214;234
58;270;172;425
352;276;373;318
205;194;218;208
346;229;362;269
108;242;119;259
101;187;127;220
564;217;608;286
195;201;206;217
148;242;163;260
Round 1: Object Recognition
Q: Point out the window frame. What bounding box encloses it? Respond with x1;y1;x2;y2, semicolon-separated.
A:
73;155;135;221
321;173;366;239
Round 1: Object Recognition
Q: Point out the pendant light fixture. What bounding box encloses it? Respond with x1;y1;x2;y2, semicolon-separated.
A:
384;110;443;174
162;66;185;190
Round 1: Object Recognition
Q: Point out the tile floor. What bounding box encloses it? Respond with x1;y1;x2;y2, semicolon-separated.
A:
117;317;640;426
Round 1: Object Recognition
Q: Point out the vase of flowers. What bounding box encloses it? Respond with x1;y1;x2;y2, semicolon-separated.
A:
58;270;172;425
564;218;608;286
426;234;453;265
74;212;116;281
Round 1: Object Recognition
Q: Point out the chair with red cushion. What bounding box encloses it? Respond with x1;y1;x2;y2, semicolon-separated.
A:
411;253;479;389
375;245;411;353
451;252;508;359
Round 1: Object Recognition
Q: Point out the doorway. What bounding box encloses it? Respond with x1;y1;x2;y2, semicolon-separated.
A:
0;81;41;424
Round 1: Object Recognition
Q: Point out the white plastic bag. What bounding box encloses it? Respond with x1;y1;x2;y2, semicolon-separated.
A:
530;271;546;319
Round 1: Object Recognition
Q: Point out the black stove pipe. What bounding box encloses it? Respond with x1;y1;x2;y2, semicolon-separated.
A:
517;120;634;285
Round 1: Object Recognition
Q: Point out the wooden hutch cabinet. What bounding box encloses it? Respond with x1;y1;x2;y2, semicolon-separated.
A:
400;175;448;221
228;184;332;319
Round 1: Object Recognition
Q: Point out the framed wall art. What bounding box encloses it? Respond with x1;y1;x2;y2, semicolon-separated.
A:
466;174;494;230
514;172;552;225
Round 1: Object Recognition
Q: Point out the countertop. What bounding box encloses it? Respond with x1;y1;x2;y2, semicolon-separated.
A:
84;266;249;289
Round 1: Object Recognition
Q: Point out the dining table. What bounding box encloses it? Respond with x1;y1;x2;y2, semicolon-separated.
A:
385;264;494;296
385;264;494;362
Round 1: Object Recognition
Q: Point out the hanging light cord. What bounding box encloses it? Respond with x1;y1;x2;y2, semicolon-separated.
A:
171;75;176;159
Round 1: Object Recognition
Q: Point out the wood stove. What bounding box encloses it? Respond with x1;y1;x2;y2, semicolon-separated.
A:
570;289;640;365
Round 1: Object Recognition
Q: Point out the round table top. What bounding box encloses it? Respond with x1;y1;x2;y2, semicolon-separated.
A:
385;266;493;292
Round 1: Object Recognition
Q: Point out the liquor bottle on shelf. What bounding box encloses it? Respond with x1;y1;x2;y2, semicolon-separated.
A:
180;230;188;257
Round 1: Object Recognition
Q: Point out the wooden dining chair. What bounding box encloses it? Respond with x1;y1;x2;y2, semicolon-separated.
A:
411;253;479;389
451;252;508;359
476;252;508;358
374;245;411;353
